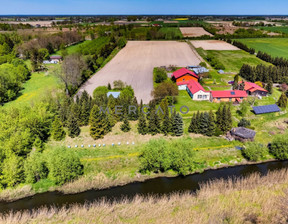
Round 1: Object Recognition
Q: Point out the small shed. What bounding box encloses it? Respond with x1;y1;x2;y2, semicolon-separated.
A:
107;92;120;98
50;55;62;63
229;127;256;142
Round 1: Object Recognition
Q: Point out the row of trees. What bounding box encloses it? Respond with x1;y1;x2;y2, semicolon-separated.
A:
256;51;288;67
239;64;288;83
230;40;255;54
188;104;232;136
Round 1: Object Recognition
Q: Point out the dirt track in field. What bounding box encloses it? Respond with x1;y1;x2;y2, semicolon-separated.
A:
180;27;213;37
77;41;202;103
191;40;240;50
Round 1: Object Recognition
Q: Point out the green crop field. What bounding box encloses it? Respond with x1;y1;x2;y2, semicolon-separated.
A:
236;38;288;59
258;26;288;34
158;27;183;38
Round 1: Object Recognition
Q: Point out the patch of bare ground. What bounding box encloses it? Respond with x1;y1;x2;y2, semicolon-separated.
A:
3;169;288;224
77;41;202;103
180;27;213;37
191;40;240;51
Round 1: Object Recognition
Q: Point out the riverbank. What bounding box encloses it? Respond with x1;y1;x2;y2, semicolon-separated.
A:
0;155;281;204
2;168;288;223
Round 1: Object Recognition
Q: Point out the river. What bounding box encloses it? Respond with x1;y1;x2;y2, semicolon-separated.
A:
0;160;288;214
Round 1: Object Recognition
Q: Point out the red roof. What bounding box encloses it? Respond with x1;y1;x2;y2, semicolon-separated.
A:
211;90;247;98
187;80;206;94
243;82;268;93
172;68;198;80
176;81;191;86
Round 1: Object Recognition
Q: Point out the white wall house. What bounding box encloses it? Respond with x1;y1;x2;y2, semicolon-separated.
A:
186;81;210;101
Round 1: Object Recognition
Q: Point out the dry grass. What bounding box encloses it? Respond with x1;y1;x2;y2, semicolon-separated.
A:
2;169;288;224
0;186;34;202
191;40;240;51
180;27;213;37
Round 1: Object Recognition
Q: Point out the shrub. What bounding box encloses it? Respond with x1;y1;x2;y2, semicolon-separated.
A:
269;137;288;160
154;67;167;83
46;147;83;185
242;142;268;161
238;118;251;128
93;86;108;99
139;138;202;175
152;80;178;103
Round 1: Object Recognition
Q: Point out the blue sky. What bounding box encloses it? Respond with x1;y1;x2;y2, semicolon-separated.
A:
1;0;288;15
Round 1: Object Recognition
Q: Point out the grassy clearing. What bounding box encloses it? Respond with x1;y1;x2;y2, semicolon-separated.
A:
196;48;271;72
4;169;288;224
4;66;62;108
158;27;183;38
236;38;288;59
54;40;90;55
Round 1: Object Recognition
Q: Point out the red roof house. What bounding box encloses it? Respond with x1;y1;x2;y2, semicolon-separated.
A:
172;68;199;83
186;80;210;101
243;82;268;96
210;90;247;103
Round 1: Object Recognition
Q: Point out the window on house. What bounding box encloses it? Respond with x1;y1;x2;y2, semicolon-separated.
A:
198;95;203;99
203;95;207;99
229;98;232;102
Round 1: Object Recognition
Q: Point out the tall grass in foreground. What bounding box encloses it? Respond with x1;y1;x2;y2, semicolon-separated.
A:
2;169;288;224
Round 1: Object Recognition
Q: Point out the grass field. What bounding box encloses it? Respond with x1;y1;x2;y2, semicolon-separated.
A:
54;40;90;55
4;64;62;108
236;38;288;59
196;48;271;72
158;27;183;38
258;26;288;34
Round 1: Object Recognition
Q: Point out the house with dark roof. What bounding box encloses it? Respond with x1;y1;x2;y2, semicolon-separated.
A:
228;127;256;142
210;90;248;103
172;68;199;84
242;81;268;97
187;66;209;75
186;80;210;101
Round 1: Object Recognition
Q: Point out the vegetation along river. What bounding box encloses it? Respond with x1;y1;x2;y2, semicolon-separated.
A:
1;160;288;214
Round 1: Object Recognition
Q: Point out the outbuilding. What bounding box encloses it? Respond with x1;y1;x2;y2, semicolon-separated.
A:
210;90;247;103
172;68;199;84
50;55;62;64
228;127;256;142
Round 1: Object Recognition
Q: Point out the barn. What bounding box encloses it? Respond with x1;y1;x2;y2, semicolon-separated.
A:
172;68;199;84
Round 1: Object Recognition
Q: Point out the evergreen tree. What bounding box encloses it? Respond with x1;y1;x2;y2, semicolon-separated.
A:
194;111;201;134
160;98;171;135
148;110;160;135
173;113;183;137
199;112;209;135
188;113;197;133
70;103;81;125
89;105;107;140
128;97;139;121
266;80;273;94
277;93;288;108
108;83;112;90
121;115;131;132
80;99;91;126
51;116;66;141
207;110;216;136
216;105;224;134
67;113;81;138
137;113;147;135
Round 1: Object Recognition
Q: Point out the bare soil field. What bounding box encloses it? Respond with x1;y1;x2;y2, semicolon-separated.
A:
191;40;240;50
77;41;202;103
180;27;213;37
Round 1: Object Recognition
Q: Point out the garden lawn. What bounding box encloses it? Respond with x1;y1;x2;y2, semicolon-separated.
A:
236;38;288;59
54;40;91;55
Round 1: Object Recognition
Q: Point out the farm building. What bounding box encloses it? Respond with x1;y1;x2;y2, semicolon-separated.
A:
187;66;209;75
253;104;281;115
242;81;268;97
49;55;62;64
210;90;247;103
186;80;210;101
228;127;256;142
107;92;121;98
172;68;199;84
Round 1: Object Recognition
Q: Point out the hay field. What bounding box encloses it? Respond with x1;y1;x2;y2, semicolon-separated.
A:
191;40;240;50
180;27;213;37
77;41;202;103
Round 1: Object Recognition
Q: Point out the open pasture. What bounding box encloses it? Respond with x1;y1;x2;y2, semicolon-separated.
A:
191;40;239;50
180;27;213;37
77;41;202;103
